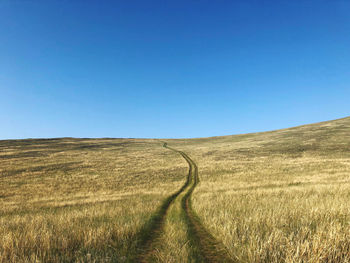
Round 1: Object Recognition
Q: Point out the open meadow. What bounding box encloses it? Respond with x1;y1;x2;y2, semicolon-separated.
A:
170;116;350;262
1;117;350;262
0;139;187;262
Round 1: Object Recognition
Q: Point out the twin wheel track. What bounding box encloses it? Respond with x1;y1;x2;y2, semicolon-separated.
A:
133;143;234;262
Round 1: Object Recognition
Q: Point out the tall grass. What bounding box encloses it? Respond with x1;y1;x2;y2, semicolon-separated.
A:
0;138;187;262
171;117;350;262
1;116;350;262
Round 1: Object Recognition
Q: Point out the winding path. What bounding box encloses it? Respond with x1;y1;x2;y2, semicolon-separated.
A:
133;143;234;262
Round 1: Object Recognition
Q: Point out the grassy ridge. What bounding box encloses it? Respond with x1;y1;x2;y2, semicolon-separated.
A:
1;116;350;262
170;116;350;262
0;138;187;262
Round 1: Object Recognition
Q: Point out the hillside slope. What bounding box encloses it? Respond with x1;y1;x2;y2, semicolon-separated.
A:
171;116;350;262
1;116;349;262
0;139;188;262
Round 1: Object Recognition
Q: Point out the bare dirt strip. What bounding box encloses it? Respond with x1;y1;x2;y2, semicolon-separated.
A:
131;143;234;262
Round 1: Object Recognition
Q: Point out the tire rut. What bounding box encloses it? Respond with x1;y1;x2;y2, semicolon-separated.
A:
164;143;235;263
132;143;234;262
131;143;191;262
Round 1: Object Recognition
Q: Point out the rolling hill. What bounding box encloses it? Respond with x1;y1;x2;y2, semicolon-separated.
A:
1;116;350;262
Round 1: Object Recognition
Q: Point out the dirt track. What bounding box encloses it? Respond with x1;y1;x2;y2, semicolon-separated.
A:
133;143;234;262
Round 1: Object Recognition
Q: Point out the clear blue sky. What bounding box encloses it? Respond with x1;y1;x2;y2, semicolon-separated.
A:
1;0;349;139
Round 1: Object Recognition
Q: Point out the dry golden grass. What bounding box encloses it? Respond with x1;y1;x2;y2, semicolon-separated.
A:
1;116;350;262
150;188;191;263
169;116;350;262
0;138;187;262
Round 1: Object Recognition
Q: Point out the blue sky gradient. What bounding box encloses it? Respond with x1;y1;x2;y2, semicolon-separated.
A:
1;0;349;139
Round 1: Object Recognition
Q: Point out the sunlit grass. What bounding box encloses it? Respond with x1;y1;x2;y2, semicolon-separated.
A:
1;116;350;262
0;138;187;262
171;117;350;262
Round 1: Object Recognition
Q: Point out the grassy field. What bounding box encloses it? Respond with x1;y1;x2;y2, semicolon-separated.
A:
1;116;350;262
0;139;188;262
170;116;350;262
